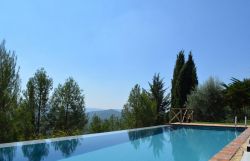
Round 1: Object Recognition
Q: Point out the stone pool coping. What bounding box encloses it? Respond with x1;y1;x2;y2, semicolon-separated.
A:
170;122;250;161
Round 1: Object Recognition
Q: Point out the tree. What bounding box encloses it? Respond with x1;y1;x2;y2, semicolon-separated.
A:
149;74;170;124
176;52;198;108
13;99;34;140
107;114;121;131
186;77;225;121
100;115;121;132
121;84;158;128
0;40;20;142
121;103;136;129
223;78;250;119
89;115;103;133
26;68;53;135
171;51;185;108
18;79;37;138
49;77;87;134
121;84;141;128
139;91;157;126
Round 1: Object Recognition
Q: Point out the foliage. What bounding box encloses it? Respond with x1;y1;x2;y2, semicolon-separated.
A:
171;51;185;108
121;103;136;129
121;74;170;129
26;68;53;135
186;77;225;121
175;52;198;108
49;77;87;134
223;78;250;119
0;40;20;142
13;100;34;140
149;73;170;124
89;114;121;133
121;84;157;128
89;115;103;133
105;114;121;131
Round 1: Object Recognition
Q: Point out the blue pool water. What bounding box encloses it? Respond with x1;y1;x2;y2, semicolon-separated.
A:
0;125;245;161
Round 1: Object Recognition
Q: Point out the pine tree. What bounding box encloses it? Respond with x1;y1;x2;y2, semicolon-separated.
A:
89;115;103;133
171;51;185;108
49;77;87;133
176;52;198;108
0;40;20;142
26;68;53;135
121;84;158;128
149;74;170;124
121;84;142;128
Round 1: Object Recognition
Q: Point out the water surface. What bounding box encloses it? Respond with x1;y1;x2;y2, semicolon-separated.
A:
0;125;244;161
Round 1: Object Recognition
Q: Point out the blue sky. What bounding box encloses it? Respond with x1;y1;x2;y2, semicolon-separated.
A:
1;0;250;109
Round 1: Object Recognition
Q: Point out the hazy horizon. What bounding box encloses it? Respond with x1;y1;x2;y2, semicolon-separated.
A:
1;0;250;110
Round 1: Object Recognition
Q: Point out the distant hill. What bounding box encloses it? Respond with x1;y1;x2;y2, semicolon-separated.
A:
86;107;122;112
86;107;103;112
87;109;121;120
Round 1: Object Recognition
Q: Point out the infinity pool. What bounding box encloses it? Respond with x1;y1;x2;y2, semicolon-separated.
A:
0;125;245;161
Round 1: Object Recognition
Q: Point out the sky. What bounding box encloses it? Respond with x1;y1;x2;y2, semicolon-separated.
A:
0;0;250;109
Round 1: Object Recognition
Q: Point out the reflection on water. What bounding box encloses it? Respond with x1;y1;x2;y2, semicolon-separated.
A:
21;139;81;161
128;127;166;158
128;128;153;149
149;128;165;157
0;147;16;161
22;143;49;161
170;127;242;161
170;127;199;161
52;139;80;157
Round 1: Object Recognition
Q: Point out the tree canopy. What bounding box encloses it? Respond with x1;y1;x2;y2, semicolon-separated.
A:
0;40;20;142
186;77;225;121
223;78;250;119
149;74;170;124
172;52;198;108
171;51;185;108
49;77;87;134
27;68;53;135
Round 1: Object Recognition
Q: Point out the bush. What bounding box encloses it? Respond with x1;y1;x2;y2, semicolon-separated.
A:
186;77;225;122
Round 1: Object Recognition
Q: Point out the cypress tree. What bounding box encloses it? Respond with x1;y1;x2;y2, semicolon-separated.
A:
176;52;198;108
171;51;185;108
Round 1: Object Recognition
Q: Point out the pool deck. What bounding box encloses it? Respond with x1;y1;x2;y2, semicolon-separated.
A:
170;122;250;161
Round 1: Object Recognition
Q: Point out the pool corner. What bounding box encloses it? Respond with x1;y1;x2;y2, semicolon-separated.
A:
209;127;250;161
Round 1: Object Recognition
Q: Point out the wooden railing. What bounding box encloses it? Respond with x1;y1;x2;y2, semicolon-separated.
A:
169;108;194;123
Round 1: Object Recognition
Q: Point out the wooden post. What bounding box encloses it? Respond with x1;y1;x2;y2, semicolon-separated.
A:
235;116;237;127
245;116;247;128
180;109;182;124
